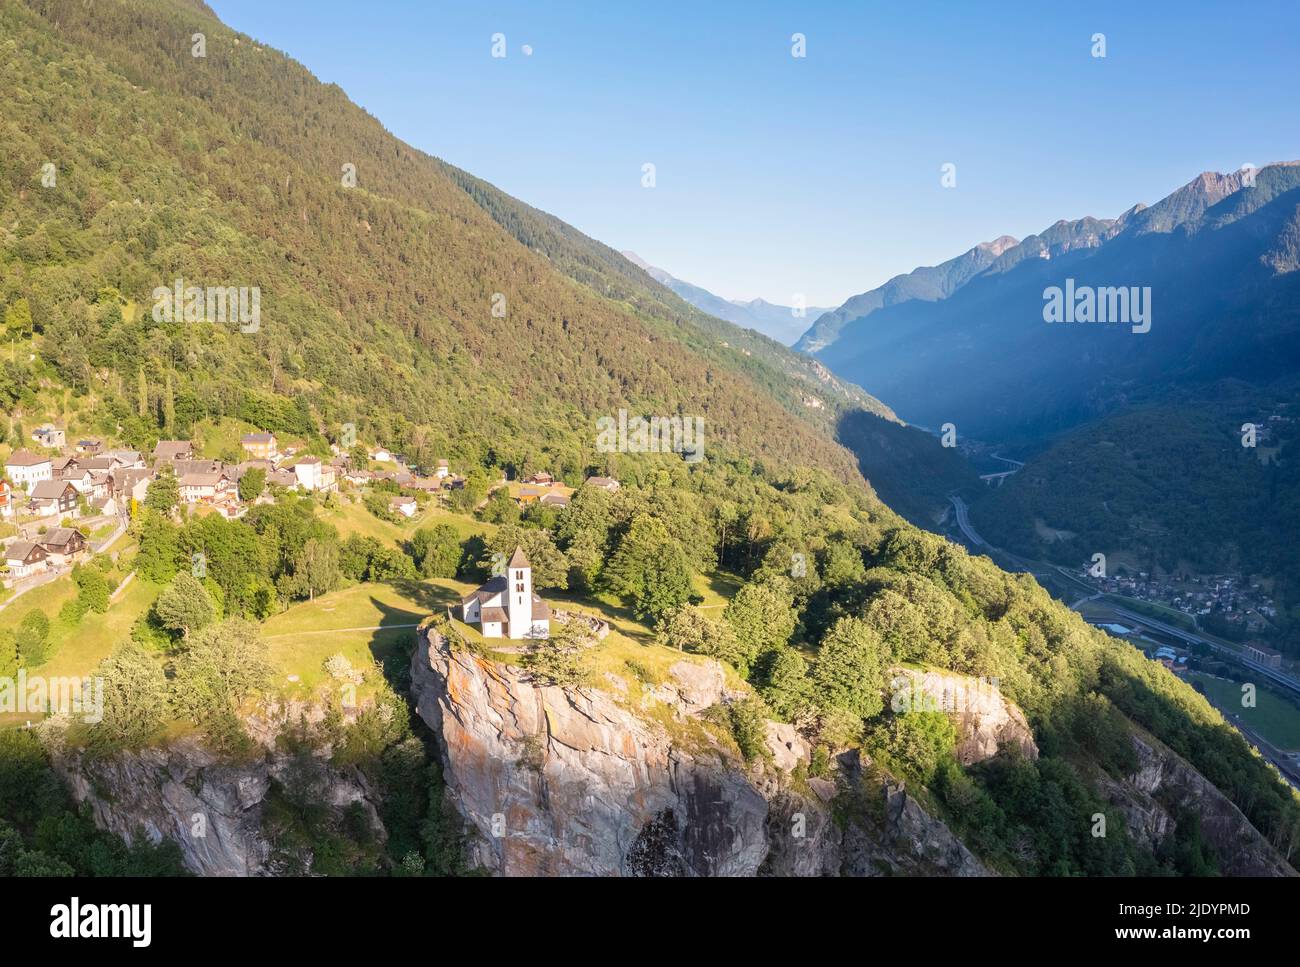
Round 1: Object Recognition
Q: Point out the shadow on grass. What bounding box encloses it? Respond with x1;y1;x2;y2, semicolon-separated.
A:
544;586;656;646
364;580;465;693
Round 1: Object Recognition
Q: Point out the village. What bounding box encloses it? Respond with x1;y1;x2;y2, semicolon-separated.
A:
1077;561;1279;639
0;421;627;600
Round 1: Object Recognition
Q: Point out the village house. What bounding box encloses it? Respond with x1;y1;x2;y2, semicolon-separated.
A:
114;469;154;505
60;466;96;495
76;438;103;454
525;471;554;486
179;469;232;504
39;528;88;567
80;455;128;475
5;450;52;494
51;455;79;477
0;480;11;519
584;476;620;493
4;541;49;579
31;426;66;449
27;480;80;519
459;547;551;640
152;440;194;463
103;450;146;470
434;459;449;479
87;471;115;500
389;495;418;518
241;432;278;461
292;457;337;493
90;494;120;517
540;492;570;509
517;486;543;505
370;448;392;463
266;469;298;490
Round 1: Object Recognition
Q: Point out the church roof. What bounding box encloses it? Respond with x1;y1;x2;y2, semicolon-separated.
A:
508;546;530;569
462;573;507;605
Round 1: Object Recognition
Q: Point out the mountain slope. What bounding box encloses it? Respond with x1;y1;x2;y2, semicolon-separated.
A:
815;163;1300;441
0;0;881;485
3;0;1298;880
794;235;1018;354
621;252;831;346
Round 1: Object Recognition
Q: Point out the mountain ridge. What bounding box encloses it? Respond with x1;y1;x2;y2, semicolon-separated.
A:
620;251;832;346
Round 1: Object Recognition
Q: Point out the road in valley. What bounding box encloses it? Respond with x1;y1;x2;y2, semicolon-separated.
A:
947;494;1300;780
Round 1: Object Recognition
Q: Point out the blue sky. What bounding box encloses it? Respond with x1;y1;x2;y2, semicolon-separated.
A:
209;0;1299;306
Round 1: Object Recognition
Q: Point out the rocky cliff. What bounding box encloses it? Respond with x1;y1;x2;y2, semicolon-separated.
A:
1099;728;1297;877
53;704;384;876
889;668;1039;765
410;627;999;876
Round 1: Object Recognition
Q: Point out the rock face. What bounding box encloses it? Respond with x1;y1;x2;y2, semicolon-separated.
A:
55;733;384;877
411;628;991;876
1100;729;1297;878
890;669;1039;765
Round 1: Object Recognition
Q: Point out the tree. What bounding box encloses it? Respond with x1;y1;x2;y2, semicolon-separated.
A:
162;369;176;435
89;643;168;752
520;620;592;686
15;610;51;665
722;579;796;674
483;525;568;589
478;487;519;525
72;566;111;614
238;466;265;502
153;572;215;640
134;510;182;583
3;298;33;338
409;524;461;578
294;537;341;601
864;710;957;786
604;514;692;619
653;603;740;661
145;466;179;515
821;539;866;588
171;620;272;752
811;616;887;720
758;646;812;720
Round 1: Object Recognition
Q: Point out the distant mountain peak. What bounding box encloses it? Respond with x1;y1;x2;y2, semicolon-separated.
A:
977;235;1019;257
618;252;829;345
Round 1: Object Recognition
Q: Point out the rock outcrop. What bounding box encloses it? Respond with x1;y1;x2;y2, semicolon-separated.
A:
411;627;990;876
1100;728;1297;877
54;723;384;876
889;668;1039;765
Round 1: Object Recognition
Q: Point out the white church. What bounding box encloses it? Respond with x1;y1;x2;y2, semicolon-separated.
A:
460;546;551;640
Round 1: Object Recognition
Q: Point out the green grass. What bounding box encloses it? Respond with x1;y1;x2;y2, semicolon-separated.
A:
192;415;261;460
260;570;746;725
1183;670;1300;751
693;570;742;612
260;578;465;698
321;495;494;545
0;570;159;727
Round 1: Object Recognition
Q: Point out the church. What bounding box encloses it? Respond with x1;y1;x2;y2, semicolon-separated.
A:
460;546;551;640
